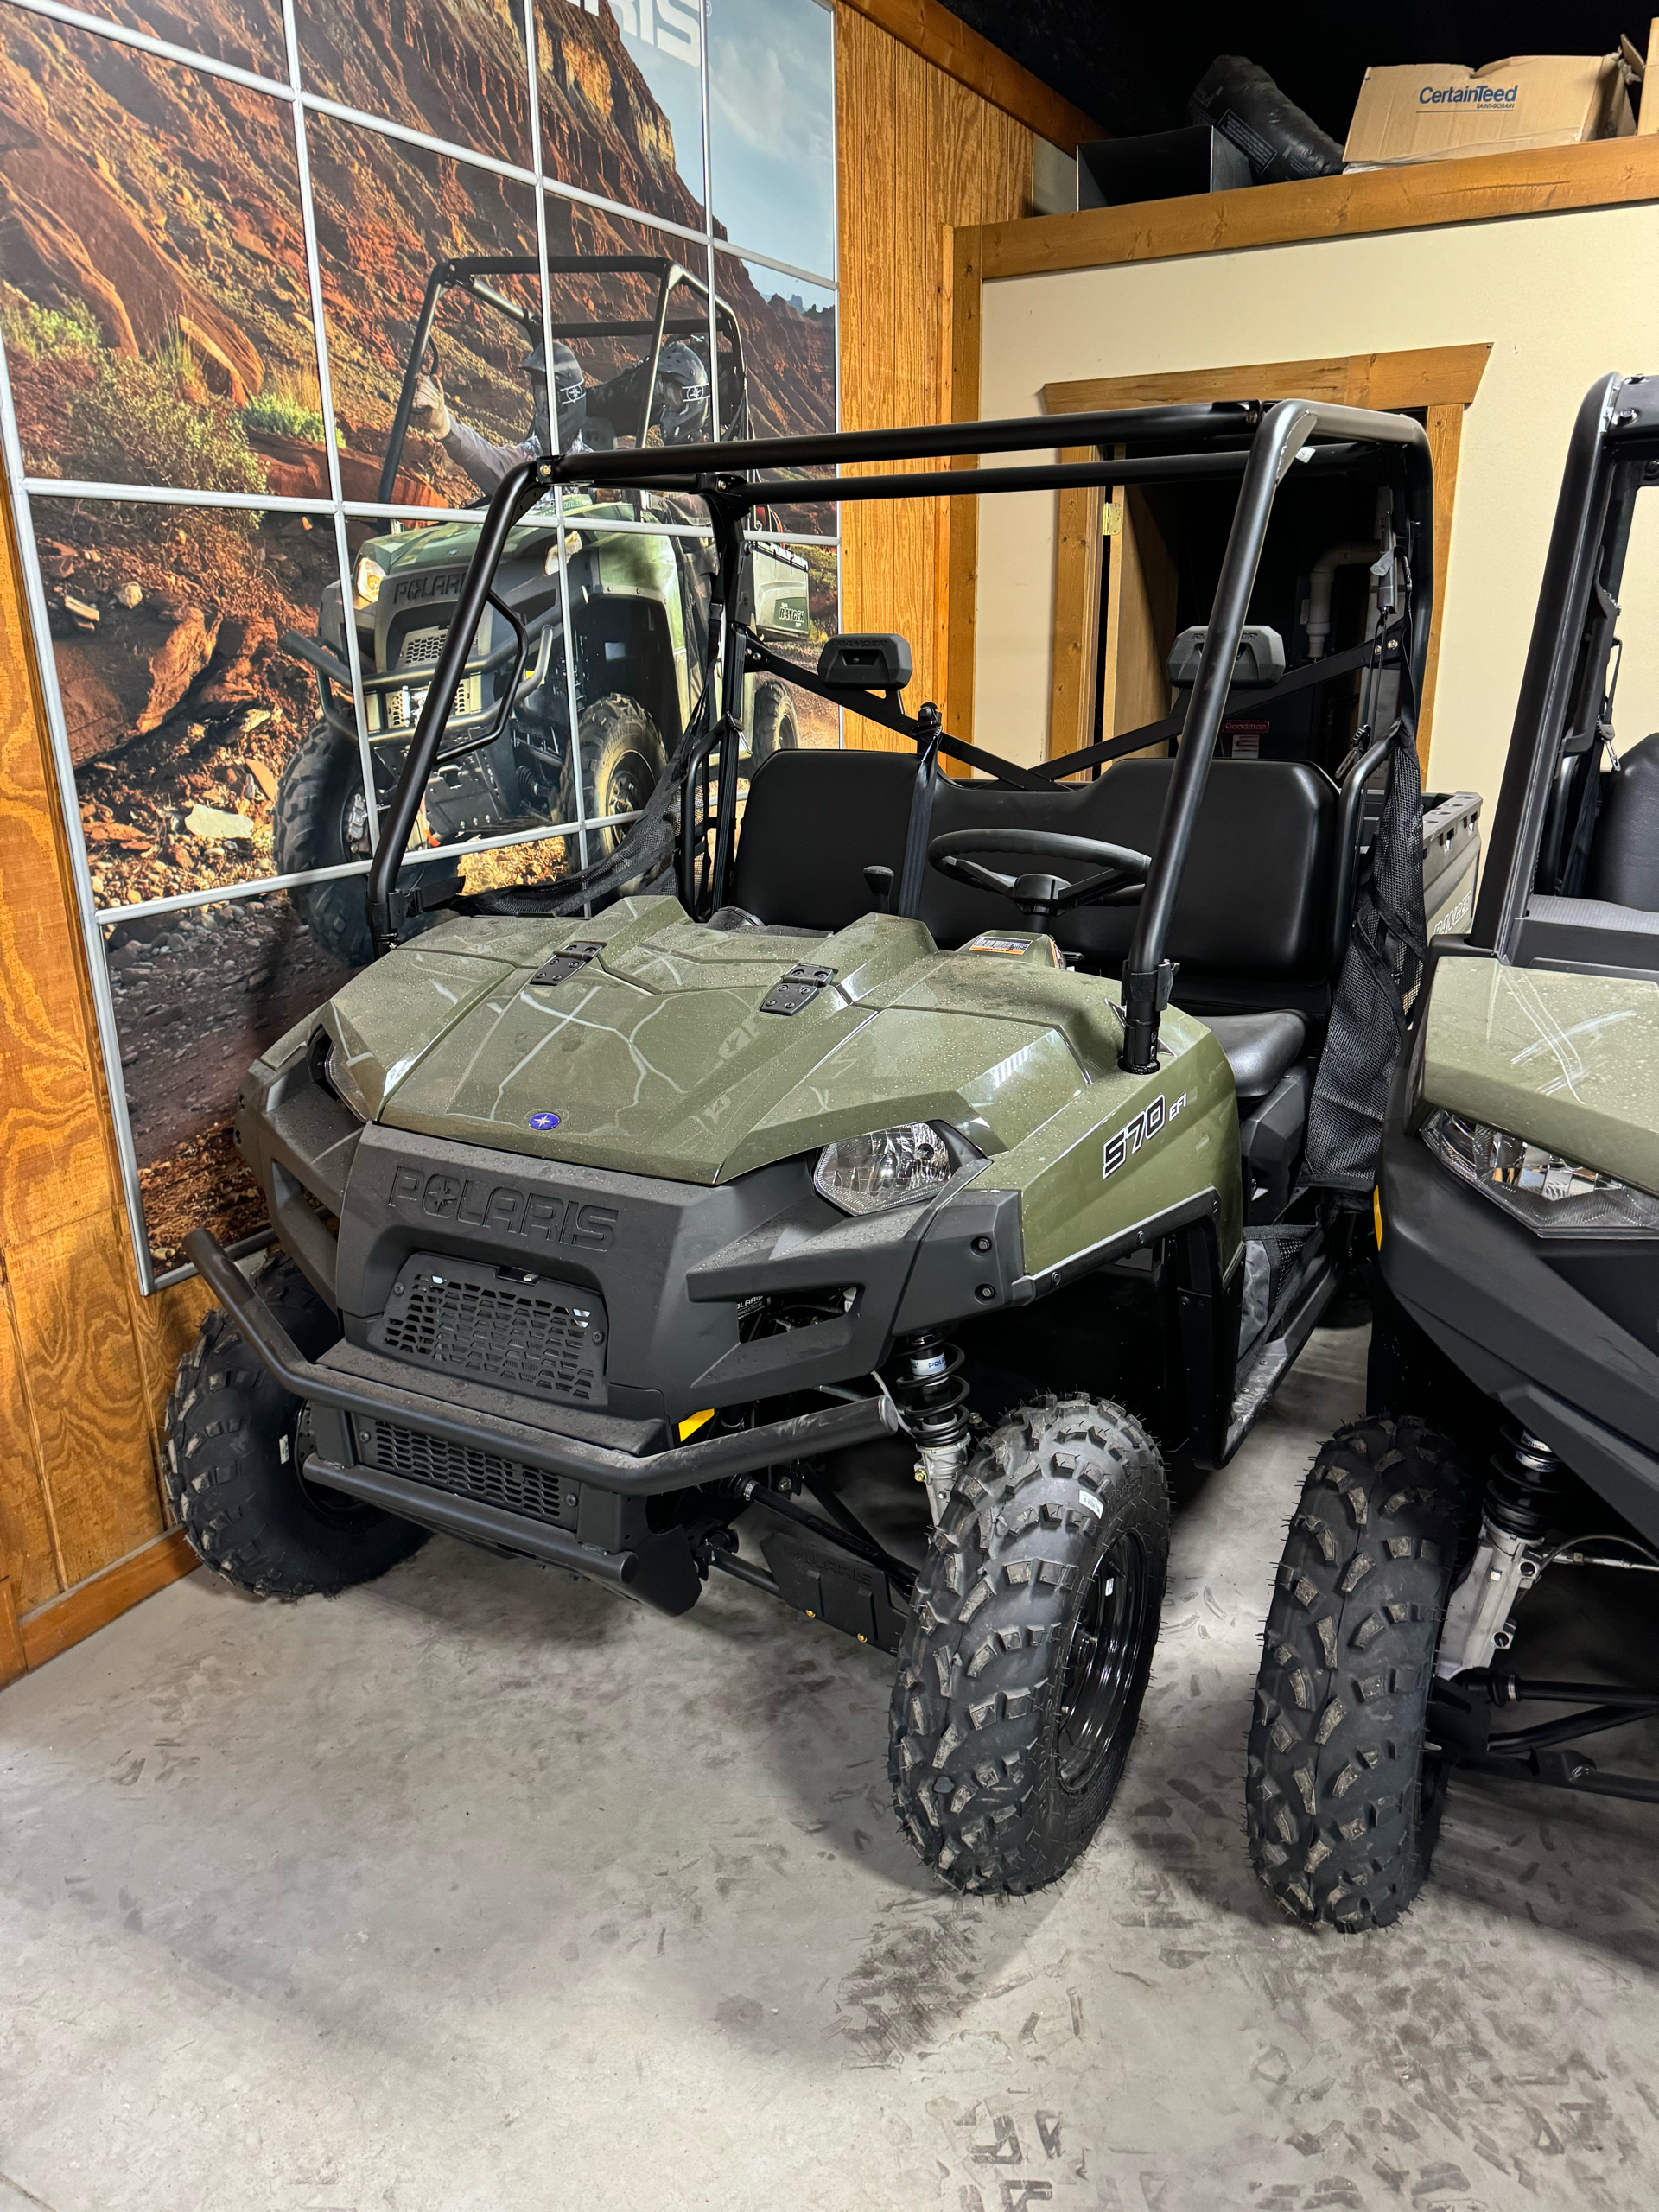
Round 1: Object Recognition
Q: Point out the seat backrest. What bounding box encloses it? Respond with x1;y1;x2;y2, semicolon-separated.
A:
732;749;918;928
1586;733;1659;912
1043;760;1341;990
732;748;1343;996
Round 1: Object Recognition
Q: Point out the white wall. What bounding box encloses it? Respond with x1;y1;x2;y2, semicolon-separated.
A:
973;200;1659;804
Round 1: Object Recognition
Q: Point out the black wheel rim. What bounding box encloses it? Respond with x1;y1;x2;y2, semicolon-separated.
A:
1055;1534;1150;1796
340;782;372;861
601;750;656;821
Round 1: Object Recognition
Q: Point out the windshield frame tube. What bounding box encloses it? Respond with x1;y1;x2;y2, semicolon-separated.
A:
365;454;553;953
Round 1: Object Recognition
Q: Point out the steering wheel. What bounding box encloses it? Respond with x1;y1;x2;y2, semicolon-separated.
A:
928;829;1150;933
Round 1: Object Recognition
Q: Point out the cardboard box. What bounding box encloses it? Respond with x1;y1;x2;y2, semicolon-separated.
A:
1344;50;1642;168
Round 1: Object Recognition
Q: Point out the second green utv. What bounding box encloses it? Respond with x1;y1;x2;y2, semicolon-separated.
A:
168;391;1477;1895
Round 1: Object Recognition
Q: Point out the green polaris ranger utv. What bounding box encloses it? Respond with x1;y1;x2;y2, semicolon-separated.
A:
1249;372;1659;1932
272;251;810;966
167;396;1477;1895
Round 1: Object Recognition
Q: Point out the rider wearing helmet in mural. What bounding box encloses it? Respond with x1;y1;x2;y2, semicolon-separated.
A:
409;332;714;494
648;340;712;445
583;337;713;452
409;338;588;492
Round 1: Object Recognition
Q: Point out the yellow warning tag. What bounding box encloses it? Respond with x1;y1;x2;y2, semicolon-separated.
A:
677;1408;716;1442
963;931;1060;965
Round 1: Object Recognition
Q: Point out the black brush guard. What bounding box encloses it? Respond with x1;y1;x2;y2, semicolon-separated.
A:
185;1225;900;1615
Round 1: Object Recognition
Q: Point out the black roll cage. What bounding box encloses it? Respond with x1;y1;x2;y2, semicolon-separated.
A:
377;251;749;516
1472;371;1659;955
367;397;1433;1071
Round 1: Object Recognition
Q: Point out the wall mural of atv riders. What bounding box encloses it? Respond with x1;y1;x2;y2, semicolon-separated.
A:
0;0;841;1286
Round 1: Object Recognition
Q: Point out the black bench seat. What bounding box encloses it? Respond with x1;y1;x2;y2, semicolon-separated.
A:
732;747;1346;1027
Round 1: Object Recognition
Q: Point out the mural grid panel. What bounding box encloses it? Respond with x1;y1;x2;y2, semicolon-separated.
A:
0;0;840;1285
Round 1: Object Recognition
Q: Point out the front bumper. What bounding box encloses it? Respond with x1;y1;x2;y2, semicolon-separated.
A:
1379;1054;1659;1545
188;1224;900;1497
237;1045;1027;1427
188;1224;903;1613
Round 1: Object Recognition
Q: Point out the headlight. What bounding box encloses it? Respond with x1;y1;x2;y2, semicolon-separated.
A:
1423;1109;1659;1236
353;555;385;608
813;1122;961;1216
321;1035;373;1122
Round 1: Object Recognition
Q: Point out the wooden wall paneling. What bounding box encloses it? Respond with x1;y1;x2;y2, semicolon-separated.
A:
0;505;118;1259
6;1209;168;1590
0;476;200;1679
836;3;1030;753
888;16;931;713
836;0;1096;149
837;7;924;740
976;134;1659;283
0;1576;26;1689
1034;348;1492;773
1047;451;1103;757
19;1529;195;1672
1099;486;1178;756
0;1265;60;1615
126;1270;214;1436
943;225;983;745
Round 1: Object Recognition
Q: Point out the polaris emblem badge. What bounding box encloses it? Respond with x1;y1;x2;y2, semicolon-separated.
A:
528;1110;563;1130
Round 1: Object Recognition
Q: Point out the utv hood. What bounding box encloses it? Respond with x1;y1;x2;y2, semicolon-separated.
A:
320;897;1122;1185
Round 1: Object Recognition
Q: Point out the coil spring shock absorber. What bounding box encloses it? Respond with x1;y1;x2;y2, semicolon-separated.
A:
1485;1427;1568;1542
1436;1427;1567;1678
893;1327;971;1524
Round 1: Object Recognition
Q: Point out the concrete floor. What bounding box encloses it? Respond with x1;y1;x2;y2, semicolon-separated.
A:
5;1329;1659;2212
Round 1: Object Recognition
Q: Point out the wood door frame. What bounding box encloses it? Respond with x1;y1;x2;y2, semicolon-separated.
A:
1039;346;1491;772
941;136;1659;750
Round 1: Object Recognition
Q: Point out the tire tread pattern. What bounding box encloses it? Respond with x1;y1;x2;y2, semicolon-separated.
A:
163;1257;427;1599
1247;1413;1471;1931
889;1392;1167;1896
558;694;666;861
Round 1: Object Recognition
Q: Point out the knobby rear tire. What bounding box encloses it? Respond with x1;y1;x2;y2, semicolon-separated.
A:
559;694;667;864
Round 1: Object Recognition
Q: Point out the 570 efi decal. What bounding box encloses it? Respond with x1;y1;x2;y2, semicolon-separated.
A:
1103;1091;1186;1179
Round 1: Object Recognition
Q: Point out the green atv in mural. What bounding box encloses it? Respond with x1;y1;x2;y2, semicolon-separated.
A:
273;252;811;967
168;396;1478;1896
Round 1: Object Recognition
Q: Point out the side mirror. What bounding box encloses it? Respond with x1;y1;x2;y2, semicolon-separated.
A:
817;632;913;693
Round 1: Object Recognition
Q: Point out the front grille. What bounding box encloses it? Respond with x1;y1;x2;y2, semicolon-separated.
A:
355;1418;577;1529
378;624;481;731
397;625;447;671
371;1255;607;1406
